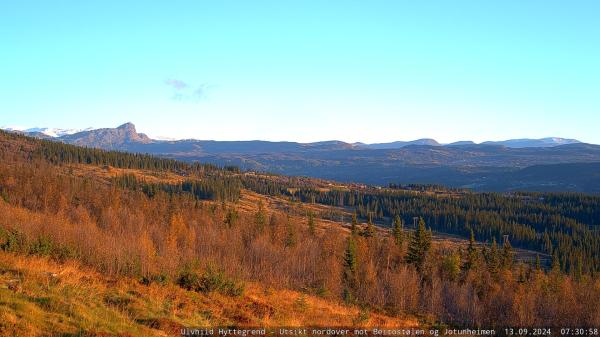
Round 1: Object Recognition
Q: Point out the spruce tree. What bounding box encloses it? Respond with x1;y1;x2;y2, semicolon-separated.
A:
517;263;527;283
307;211;316;235
543;231;553;254
351;211;359;236
224;208;238;228
255;201;266;233
285;222;297;248
462;229;478;273
362;213;375;238
393;214;403;247
501;237;513;269
342;236;358;303
551;253;561;273
484;238;500;275
441;252;461;281
574;254;583;281
405;217;431;273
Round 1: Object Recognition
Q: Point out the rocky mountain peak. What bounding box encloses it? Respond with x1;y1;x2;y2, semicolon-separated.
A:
117;122;136;131
59;122;152;149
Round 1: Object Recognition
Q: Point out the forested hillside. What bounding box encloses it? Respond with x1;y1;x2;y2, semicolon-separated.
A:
242;175;600;275
1;130;600;335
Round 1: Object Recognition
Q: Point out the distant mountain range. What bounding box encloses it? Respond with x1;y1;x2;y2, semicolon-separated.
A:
355;138;442;149
4;123;600;193
2;123;583;149
1;126;95;138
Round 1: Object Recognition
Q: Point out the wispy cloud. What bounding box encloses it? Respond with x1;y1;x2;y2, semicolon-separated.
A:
164;79;212;102
193;84;210;99
164;79;189;90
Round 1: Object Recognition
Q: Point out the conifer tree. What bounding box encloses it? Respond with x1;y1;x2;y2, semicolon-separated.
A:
501;237;513;269
462;229;478;273
351;211;359;236
285;222;297;248
441;252;461;281
255;201;266;233
307;211;316;235
392;214;403;247
405;217;431;273
517;263;527;283
224;208;238;228
484;238;500;275
543;231;553;254
362;212;375;238
551;253;561;273
342;236;358;303
574;254;583;281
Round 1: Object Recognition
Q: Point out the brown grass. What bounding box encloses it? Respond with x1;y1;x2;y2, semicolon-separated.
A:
0;252;418;337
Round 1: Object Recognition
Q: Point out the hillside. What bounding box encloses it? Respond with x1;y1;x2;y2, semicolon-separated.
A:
1;130;600;334
1;252;416;337
10;123;600;193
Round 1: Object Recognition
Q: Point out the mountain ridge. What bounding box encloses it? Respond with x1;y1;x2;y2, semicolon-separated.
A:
1;123;586;148
58;122;152;150
4;123;600;192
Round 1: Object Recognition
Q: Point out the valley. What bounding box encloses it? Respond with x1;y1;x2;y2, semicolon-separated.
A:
1;129;600;335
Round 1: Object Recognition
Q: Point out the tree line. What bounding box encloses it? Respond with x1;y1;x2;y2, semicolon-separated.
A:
113;173;242;202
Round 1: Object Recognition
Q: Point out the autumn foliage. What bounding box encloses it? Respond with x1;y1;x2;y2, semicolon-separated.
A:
1;130;599;329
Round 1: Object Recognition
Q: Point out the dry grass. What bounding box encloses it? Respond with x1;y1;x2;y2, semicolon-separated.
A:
64;164;186;185
236;190;351;232
0;252;418;337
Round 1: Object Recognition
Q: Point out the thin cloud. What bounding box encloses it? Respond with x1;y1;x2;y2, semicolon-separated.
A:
164;79;189;90
193;84;209;99
165;80;212;102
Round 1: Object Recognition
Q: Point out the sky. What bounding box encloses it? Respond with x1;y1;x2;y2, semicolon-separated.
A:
1;0;599;144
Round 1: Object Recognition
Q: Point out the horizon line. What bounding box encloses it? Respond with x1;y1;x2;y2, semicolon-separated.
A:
1;123;592;146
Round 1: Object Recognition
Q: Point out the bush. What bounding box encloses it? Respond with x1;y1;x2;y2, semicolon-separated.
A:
141;273;170;286
0;229;27;253
177;266;244;297
0;190;8;203
29;236;54;256
294;295;308;312
176;269;202;291
0;230;79;262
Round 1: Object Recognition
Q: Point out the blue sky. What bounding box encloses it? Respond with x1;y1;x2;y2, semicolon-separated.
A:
1;1;599;143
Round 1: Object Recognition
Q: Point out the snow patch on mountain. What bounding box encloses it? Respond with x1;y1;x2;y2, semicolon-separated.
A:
1;126;94;137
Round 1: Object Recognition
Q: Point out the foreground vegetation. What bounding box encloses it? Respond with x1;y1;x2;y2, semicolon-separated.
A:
1;252;413;336
0;130;599;334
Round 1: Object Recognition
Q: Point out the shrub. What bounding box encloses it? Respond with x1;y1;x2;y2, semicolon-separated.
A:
0;229;27;253
0;229;79;263
176;269;202;291
294;295;308;312
0;190;8;203
141;273;170;286
176;266;244;297
104;292;134;308
29;236;54;256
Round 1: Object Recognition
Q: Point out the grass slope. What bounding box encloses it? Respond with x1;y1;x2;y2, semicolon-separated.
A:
0;252;418;337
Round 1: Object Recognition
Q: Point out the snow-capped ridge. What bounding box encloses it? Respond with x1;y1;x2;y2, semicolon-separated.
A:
1;126;94;138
